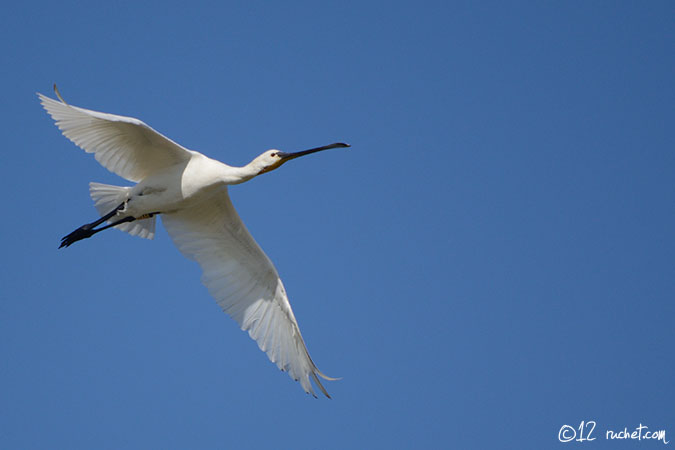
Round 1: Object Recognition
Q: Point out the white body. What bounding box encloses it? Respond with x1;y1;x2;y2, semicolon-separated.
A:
39;92;335;397
128;154;240;215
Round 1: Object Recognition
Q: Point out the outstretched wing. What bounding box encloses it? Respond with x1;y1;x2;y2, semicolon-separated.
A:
162;187;334;397
38;91;192;182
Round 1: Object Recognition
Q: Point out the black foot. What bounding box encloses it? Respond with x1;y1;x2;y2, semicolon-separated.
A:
59;225;96;248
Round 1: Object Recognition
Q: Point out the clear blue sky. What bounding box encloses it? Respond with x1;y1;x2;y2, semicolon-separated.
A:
1;1;673;448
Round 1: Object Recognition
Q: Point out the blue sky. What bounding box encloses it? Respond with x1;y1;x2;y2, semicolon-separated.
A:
1;1;673;448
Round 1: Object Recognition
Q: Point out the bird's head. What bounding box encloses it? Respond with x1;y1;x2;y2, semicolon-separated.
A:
256;143;351;175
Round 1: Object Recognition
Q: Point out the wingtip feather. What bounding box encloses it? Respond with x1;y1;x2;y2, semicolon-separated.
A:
311;372;332;398
53;84;68;104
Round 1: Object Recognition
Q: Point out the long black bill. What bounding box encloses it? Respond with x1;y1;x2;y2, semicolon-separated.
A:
278;142;350;162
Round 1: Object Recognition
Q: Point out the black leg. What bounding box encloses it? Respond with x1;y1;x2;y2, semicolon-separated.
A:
59;203;130;248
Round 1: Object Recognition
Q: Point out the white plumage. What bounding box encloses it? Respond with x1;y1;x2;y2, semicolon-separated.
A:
39;88;348;397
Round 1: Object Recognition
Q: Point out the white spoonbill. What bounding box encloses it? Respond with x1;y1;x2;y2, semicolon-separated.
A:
39;86;348;398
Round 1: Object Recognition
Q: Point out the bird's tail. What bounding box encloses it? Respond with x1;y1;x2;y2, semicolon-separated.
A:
89;182;156;239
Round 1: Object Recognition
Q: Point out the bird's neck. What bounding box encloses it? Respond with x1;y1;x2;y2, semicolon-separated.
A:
223;162;262;185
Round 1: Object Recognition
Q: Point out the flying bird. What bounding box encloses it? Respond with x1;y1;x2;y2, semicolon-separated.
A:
39;86;348;398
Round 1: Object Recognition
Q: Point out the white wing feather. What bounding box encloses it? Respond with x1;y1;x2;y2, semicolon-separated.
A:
162;187;334;397
38;93;192;182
